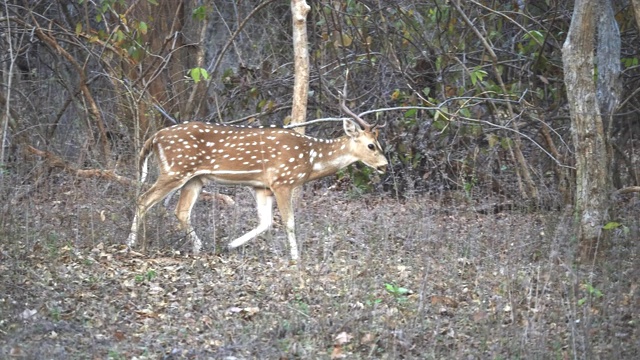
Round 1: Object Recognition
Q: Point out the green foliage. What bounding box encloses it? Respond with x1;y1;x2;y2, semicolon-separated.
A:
602;221;629;235
49;307;61;321
622;57;639;68
107;350;126;360
135;269;157;283
338;165;378;195
192;5;208;21
463;176;477;198
578;283;603;306
470;67;488;86
188;67;210;83
384;283;412;303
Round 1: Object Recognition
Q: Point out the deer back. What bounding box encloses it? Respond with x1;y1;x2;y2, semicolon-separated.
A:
146;121;387;189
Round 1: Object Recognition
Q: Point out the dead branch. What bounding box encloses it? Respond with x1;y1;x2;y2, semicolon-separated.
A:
27;146;133;186
26;146;235;205
614;186;640;196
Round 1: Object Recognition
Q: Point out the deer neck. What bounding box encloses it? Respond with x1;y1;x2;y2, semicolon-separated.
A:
307;136;356;181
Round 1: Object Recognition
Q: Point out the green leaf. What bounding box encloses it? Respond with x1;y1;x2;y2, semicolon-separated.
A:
147;0;159;5
192;5;207;21
138;21;148;35
116;29;125;42
526;30;544;45
459;107;471;118
188;68;209;83
470;68;487;86
602;221;621;230
578;298;587;306
404;108;417;118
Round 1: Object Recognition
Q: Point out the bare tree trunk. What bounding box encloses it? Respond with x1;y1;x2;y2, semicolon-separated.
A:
631;0;640;32
562;0;613;261
0;3;14;183
290;0;310;135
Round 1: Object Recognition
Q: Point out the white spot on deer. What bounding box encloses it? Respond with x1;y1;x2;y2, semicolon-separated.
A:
288;157;295;163
298;153;304;159
214;164;220;169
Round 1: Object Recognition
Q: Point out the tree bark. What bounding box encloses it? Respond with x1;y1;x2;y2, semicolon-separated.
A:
290;0;311;134
631;0;640;33
561;0;613;261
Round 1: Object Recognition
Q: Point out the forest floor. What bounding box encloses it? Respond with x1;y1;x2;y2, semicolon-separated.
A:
0;175;638;359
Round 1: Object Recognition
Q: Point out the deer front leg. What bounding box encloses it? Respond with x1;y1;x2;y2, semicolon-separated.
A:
127;212;141;248
273;187;298;261
228;188;274;250
128;176;188;250
176;177;204;253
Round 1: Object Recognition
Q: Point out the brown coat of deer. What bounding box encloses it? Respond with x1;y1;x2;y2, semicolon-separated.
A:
127;111;388;261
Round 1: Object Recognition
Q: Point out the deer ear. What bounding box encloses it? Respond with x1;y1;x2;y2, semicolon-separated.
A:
343;119;361;138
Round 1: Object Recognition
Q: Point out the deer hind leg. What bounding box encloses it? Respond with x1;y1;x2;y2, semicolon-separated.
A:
272;187;298;261
127;175;191;249
227;188;274;250
175;176;204;253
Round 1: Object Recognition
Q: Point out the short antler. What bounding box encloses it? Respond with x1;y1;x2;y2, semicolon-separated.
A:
340;69;387;131
340;69;383;131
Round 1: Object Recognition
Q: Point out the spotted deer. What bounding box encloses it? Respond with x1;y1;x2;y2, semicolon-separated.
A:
127;105;388;261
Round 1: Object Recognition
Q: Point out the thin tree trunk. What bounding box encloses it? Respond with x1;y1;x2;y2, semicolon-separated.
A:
562;0;612;261
290;0;311;135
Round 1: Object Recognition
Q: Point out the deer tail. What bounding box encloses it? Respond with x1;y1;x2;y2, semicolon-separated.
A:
138;136;156;183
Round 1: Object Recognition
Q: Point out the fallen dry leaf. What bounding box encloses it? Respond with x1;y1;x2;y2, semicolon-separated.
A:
331;345;346;359
335;331;353;345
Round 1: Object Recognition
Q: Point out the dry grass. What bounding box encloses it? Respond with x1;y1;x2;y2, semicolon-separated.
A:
0;174;638;359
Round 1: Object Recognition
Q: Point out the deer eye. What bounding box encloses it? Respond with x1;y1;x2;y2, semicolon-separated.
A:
368;143;375;150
